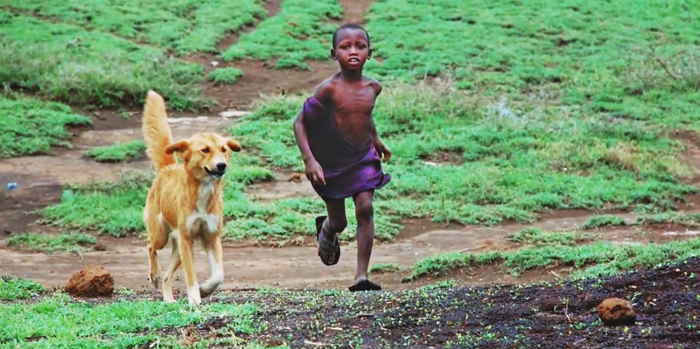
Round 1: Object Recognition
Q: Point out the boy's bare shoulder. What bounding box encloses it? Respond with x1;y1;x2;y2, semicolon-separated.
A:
364;77;382;95
313;74;341;104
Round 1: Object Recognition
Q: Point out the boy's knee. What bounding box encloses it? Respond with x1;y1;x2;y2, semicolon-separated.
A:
355;201;374;221
327;218;347;233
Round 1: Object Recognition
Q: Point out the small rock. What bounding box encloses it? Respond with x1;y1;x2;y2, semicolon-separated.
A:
211;61;219;66
597;298;636;326
93;243;107;251
219;110;251;118
65;265;114;298
288;173;303;183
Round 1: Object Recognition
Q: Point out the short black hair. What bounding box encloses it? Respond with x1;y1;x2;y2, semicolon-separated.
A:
332;23;370;49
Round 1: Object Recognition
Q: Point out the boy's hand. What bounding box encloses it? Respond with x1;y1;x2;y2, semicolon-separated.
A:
304;158;326;186
374;141;392;162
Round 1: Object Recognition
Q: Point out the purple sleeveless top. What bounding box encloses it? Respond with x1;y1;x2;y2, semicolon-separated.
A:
302;96;391;200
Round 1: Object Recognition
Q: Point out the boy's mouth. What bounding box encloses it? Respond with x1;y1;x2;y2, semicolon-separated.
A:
348;58;360;64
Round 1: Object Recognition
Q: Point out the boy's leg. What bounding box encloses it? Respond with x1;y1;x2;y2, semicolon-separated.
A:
317;197;347;265
349;190;381;291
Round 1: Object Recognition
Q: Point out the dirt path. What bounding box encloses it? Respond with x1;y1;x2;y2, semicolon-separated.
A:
3;211;700;293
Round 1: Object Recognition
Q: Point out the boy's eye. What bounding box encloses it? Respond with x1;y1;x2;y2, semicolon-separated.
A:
202;148;210;153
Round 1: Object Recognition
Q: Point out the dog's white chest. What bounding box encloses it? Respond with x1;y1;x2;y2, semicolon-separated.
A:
185;179;219;234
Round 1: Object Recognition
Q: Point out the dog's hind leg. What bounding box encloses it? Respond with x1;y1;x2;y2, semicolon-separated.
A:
161;231;182;303
146;213;169;289
199;235;224;298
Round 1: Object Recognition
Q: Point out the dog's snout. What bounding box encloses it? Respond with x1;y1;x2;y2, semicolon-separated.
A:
216;162;227;172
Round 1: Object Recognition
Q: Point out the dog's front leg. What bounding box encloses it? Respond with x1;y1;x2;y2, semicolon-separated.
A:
178;230;201;306
200;234;224;298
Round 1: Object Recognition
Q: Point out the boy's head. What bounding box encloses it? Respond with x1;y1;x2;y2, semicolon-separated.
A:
331;23;372;70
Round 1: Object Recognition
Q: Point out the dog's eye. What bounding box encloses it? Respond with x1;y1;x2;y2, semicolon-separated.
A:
221;147;226;153
202;148;210;153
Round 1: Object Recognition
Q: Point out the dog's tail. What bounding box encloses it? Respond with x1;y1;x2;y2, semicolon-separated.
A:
142;90;176;171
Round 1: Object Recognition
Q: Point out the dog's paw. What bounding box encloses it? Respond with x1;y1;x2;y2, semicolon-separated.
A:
149;274;163;289
199;283;219;298
188;295;202;306
187;286;202;306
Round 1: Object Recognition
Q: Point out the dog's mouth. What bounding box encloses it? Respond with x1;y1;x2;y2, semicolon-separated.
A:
204;167;226;178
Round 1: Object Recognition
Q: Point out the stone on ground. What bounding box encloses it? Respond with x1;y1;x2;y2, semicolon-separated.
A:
597;298;636;326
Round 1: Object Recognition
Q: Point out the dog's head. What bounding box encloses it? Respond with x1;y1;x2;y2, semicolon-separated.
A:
165;132;241;180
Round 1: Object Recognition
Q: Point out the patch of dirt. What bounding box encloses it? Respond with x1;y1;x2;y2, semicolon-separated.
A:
189;55;338;111
340;0;376;24
244;171;317;201
264;0;281;17
4;213;700;294
0;172;62;235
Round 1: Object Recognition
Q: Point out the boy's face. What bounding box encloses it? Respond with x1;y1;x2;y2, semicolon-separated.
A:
332;29;371;71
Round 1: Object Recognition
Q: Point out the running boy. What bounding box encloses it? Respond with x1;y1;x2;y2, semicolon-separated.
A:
293;23;391;291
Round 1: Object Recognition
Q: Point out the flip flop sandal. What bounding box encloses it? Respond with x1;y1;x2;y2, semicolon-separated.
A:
315;216;340;266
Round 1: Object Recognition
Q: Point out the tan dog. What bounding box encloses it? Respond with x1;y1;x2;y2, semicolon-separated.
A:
141;91;241;305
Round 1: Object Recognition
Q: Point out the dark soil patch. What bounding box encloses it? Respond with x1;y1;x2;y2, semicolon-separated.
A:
141;256;700;348
186;55;338;111
340;0;375;24
0;172;62;235
264;0;281;17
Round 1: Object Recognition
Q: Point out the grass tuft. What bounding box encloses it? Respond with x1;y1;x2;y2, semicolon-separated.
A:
85;140;146;163
0;276;44;301
407;238;700;282
369;262;402;274
209;67;244;85
507;227;598;246
581;215;626;229
0;96;91;158
7;232;96;254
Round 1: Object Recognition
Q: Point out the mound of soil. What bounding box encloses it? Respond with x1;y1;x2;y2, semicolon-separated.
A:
597;297;636;326
197;257;700;348
65;265;114;298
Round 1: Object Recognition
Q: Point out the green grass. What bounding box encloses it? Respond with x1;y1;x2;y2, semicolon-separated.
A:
581;215;627;229
636;212;700;227
0;276;44;301
407;237;700;282
0;0;267;55
7;233;96;254
369;262;402;274
0;12;207;110
209;67;244;85
41;170;154;237
0;96;91;158
222;0;342;69
85;140;146;163
230;80;697;227
506;227;598;247
0;292;259;348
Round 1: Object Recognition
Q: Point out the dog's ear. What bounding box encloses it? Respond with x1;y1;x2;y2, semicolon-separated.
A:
165;140;189;154
226;139;241;152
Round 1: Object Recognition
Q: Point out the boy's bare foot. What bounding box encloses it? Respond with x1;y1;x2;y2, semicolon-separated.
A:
348;277;382;292
316;216;341;265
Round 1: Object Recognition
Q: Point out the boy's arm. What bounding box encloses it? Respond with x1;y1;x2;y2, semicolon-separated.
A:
293;111;314;164
292;82;333;185
370;81;391;161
